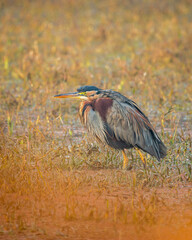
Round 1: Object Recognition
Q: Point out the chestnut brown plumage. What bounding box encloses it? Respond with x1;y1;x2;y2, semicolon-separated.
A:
54;86;167;169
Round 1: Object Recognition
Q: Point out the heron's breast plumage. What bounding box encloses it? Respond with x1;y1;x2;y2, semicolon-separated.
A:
79;98;113;123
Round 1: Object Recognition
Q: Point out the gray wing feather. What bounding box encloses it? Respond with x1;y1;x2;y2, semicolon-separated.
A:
107;101;136;144
106;100;166;159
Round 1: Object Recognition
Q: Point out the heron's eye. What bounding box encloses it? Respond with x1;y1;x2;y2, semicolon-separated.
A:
79;92;87;96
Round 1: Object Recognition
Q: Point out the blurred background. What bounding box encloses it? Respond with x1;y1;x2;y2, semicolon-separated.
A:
1;0;191;124
0;1;192;239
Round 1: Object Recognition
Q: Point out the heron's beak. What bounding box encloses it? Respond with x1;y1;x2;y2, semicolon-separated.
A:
54;92;88;100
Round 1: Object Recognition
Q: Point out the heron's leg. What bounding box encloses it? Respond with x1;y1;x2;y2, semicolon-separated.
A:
122;149;129;169
137;149;146;166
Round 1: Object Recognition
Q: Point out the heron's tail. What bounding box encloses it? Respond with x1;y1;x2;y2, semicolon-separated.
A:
137;130;167;161
158;140;167;159
147;139;167;161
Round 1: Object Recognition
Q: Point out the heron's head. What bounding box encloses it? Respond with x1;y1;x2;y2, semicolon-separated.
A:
54;85;101;100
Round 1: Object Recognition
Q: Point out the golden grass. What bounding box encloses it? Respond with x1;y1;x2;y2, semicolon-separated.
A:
0;0;192;239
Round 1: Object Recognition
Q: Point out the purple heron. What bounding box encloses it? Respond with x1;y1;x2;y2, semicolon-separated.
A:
54;86;167;169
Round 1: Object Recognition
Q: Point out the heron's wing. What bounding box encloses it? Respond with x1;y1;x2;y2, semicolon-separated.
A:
106;100;167;160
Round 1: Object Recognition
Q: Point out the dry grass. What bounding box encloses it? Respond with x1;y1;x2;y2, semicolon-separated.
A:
0;0;192;239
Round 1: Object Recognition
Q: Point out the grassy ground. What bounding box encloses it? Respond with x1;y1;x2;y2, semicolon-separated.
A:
0;0;192;239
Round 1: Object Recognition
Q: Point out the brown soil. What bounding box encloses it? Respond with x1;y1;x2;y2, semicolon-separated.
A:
0;170;191;240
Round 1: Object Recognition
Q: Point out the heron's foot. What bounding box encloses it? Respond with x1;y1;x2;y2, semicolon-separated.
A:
137;149;147;168
122;149;129;170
